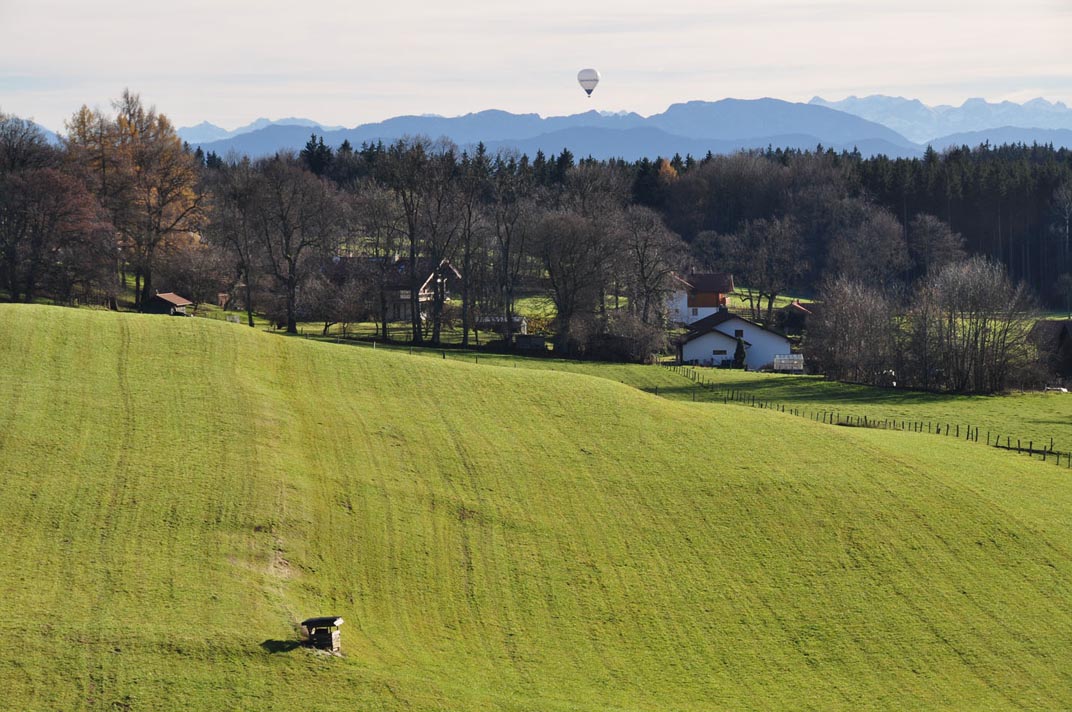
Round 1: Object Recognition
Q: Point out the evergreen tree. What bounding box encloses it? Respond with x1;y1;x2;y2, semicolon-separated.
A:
300;133;334;176
733;337;746;369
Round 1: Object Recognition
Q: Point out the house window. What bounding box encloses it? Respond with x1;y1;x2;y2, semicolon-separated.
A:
713;349;727;355
691;307;698;316
734;329;744;338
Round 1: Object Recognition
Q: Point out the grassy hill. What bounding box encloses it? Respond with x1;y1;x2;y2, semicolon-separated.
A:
296;336;1072;455
2;304;1072;710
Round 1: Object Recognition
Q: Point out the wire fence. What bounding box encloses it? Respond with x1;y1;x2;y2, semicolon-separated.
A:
291;329;1070;468
660;364;1072;469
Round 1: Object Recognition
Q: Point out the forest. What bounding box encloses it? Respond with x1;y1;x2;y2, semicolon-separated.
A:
2;91;1071;389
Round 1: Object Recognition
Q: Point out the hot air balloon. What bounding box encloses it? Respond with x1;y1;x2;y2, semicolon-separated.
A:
577;68;600;97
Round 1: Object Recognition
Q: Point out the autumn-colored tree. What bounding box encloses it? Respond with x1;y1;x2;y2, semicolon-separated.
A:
65;90;204;308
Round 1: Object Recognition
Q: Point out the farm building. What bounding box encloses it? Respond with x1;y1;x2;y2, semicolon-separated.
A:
474;315;528;336
328;255;462;323
678;309;791;371
667;273;735;325
776;299;816;335
144;292;193;316
385;258;460;322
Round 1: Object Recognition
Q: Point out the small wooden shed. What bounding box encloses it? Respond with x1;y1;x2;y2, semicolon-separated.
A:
144;292;193;316
301;616;344;653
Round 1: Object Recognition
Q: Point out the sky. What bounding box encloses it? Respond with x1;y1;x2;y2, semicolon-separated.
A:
1;0;1070;132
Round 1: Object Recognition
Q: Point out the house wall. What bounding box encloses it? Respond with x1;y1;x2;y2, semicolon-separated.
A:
681;330;739;366
682;316;792;370
668;290;722;325
724;317;791;370
687;291;724;308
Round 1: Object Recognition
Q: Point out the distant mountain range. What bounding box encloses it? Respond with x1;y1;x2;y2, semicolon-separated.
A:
810;95;1072;144
190;99;928;160
164;96;1072;161
177;117;345;144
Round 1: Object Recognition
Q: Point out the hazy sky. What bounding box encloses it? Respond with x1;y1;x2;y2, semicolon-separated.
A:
2;0;1070;131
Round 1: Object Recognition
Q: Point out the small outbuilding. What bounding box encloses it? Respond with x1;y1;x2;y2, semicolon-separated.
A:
301;616;344;653
515;334;547;352
475;315;529;336
144;292;193;316
776;300;815;336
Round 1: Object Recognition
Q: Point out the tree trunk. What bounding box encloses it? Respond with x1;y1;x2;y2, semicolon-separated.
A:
460;251;471;348
430;284;443;345
139;267;154;309
407;258;420;345
244;277;255;328
379;288;389;342
286;275;298;334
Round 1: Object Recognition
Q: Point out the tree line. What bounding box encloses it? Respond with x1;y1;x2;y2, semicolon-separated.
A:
3;91;1070;387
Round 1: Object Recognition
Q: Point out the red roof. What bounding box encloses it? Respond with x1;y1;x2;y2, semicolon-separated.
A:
154;292;193;307
784;300;813;314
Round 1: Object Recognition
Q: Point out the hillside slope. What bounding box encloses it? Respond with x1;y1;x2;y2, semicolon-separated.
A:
1;305;1071;710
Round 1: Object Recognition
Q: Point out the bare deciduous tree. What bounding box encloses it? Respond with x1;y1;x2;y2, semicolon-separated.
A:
536;211;608;355
252;155;344;333
826;200;909;286
489;155;538;346
806;276;899;384
204;158;264;326
620;205;686;325
907;213;965;279
916;257;1037;393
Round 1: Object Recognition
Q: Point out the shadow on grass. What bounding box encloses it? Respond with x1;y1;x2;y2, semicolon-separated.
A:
261;639;302;654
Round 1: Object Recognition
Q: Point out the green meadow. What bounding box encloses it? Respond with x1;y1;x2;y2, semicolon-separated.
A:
2;303;1071;710
657;366;1072;455
293;334;1072;455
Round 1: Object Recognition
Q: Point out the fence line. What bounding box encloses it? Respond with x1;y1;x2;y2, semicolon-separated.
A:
660;364;1072;469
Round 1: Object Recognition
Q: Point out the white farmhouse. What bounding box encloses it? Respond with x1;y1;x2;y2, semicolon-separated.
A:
667;273;735;325
678;309;792;371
